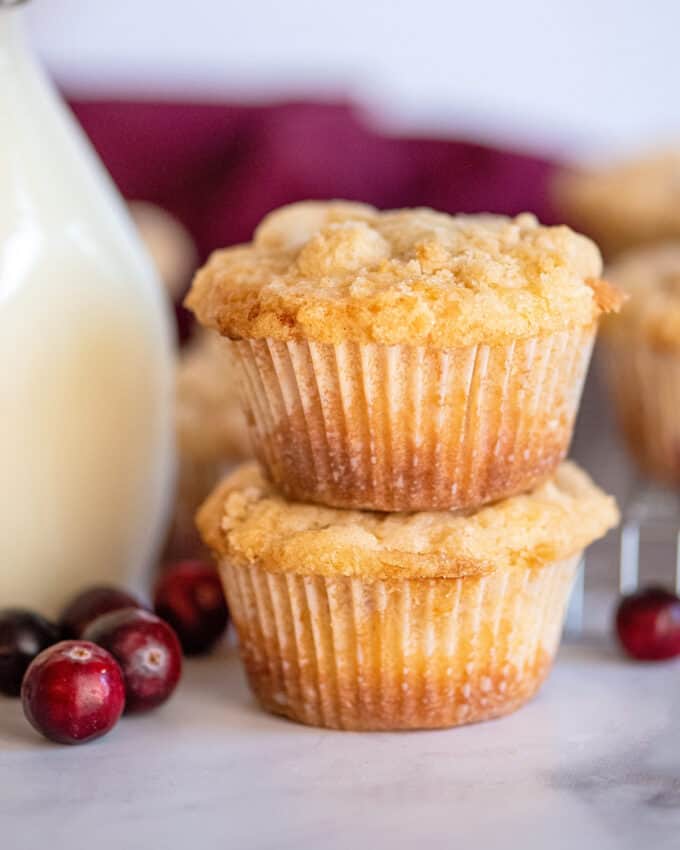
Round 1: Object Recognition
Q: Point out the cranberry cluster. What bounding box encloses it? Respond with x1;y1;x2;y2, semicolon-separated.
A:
0;560;228;745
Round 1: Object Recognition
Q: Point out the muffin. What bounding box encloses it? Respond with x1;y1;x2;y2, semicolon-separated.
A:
186;202;621;512
197;461;618;731
129;201;198;302
169;331;251;557
600;243;680;483
554;150;680;259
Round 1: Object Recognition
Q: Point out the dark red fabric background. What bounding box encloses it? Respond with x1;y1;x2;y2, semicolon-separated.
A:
68;99;559;263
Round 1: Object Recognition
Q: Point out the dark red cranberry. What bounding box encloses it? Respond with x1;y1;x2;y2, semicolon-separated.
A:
21;641;125;744
84;609;182;713
615;586;680;660
59;585;144;638
154;560;229;656
0;609;60;697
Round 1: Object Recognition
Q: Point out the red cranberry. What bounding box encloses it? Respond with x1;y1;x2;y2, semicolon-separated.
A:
21;641;125;744
59;585;144;638
154;560;229;656
0;609;60;697
615;586;680;660
83;609;182;713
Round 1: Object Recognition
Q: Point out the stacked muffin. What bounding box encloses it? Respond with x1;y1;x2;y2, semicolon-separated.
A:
186;202;620;730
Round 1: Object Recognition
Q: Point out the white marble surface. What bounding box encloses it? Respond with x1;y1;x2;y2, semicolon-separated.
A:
2;637;680;850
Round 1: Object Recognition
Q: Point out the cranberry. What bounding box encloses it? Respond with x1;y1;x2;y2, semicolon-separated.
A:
21;641;125;744
84;609;181;713
615;586;680;660
0;609;60;697
59;585;144;638
154;560;229;656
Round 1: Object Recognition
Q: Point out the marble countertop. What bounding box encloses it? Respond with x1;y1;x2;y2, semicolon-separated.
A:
2;636;680;850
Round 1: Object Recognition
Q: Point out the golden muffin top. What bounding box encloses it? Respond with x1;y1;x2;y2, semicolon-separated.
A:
197;461;618;580
554;150;680;258
603;243;680;351
186;201;619;349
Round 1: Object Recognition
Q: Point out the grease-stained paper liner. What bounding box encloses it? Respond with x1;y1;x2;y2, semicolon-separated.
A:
231;329;595;511
220;555;580;731
601;340;680;484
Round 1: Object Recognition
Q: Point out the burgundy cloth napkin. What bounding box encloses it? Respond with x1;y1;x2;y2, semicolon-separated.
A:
68;99;558;263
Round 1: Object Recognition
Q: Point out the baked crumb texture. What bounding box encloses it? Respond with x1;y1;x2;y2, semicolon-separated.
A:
198;461;618;581
229;329;596;511
554;150;680;258
186;201;614;349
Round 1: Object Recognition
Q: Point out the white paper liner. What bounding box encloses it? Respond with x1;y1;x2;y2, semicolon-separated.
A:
231;329;595;510
220;554;580;731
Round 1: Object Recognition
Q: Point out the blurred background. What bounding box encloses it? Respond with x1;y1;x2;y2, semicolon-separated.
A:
25;0;680;157
23;0;680;621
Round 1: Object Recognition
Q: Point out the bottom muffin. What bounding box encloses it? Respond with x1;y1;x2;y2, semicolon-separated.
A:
197;462;618;731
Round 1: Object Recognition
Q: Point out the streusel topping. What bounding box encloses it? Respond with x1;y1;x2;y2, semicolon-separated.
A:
197;461;618;580
186;201;617;348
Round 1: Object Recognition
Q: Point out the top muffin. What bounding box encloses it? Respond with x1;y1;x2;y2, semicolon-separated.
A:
554;150;680;258
186;201;613;348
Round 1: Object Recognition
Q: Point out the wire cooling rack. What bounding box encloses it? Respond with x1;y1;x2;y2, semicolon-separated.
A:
565;480;680;636
619;481;680;595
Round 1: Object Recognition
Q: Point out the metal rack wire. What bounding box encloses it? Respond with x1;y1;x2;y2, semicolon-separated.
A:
619;482;680;595
564;481;680;636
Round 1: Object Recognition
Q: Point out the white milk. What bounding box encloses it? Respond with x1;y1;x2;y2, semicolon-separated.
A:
0;6;176;615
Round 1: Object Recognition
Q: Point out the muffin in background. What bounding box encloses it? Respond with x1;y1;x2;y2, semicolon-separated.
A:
198;461;618;731
600;243;680;484
129;201;199;344
186;201;622;513
553;150;680;259
129;201;198;303
169;331;251;557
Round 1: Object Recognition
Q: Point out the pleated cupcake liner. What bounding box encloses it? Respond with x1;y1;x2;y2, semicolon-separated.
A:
220;554;580;731
601;339;680;484
230;329;595;511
